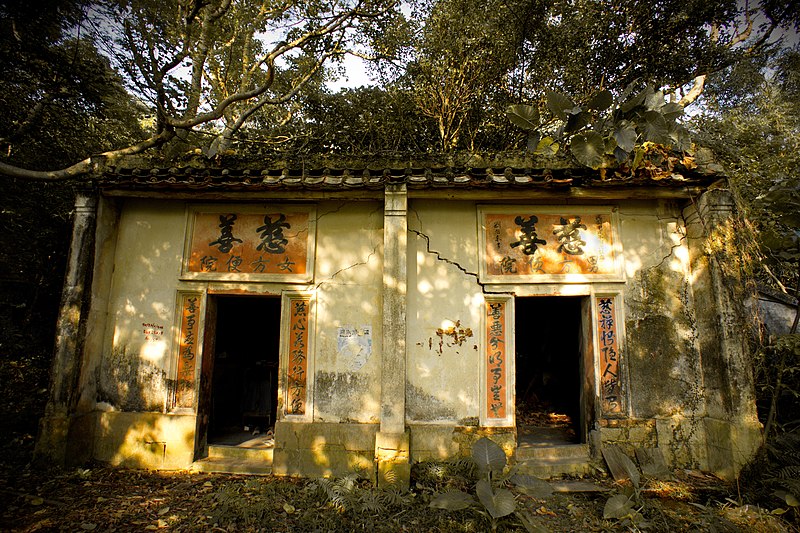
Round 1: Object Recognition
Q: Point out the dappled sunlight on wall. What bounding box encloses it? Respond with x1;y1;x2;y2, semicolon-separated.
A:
95;411;197;469
98;200;189;414
311;202;383;424
407;201;483;422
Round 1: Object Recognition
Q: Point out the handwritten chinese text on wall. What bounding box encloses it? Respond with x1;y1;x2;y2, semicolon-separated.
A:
597;296;623;415
287;298;310;415
176;293;201;409
484;212;615;277
188;212;310;275
486;300;507;419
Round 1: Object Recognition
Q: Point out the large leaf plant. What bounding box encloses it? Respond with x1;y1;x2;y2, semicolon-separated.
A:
507;84;692;172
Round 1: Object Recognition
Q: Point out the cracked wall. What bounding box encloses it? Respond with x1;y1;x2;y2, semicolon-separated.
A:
407;200;484;423
311;201;383;423
619;202;707;468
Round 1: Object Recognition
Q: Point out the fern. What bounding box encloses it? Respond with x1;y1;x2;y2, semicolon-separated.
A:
777;466;800;479
357;489;385;513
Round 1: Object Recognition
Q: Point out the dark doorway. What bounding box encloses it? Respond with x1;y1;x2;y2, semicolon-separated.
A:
515;296;583;444
207;296;280;445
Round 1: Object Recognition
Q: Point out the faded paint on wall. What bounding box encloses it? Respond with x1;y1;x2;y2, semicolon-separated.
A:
97;199;186;412
407;201;482;422
337;325;372;371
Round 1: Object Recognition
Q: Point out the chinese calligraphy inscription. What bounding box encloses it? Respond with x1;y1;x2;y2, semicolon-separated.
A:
176;293;202;409
597;296;623;415
287;298;310;415
483;211;616;278
188;211;311;277
486;300;507;419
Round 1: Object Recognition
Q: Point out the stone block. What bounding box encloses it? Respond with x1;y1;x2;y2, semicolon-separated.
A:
408;425;459;462
93;411;196;469
375;431;410;490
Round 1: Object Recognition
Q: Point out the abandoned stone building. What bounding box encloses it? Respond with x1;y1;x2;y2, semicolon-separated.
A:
37;153;763;486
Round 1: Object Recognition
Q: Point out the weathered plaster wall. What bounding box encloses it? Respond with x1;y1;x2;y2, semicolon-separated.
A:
407;200;483;424
310;201;383;423
618;202;707;467
97;199;186;412
683;191;762;478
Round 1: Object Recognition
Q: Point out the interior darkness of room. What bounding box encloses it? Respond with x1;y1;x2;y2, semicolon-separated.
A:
209;296;280;442
515;296;582;442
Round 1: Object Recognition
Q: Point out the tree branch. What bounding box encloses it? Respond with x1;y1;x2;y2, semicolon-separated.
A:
0;129;176;180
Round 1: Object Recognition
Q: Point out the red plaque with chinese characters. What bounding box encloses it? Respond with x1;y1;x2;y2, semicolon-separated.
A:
287;298;309;416
596;296;623;415
175;293;201;409
486;300;507;419
187;210;311;277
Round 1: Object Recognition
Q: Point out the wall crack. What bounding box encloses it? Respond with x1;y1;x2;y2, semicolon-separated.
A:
314;243;380;290
408;227;487;292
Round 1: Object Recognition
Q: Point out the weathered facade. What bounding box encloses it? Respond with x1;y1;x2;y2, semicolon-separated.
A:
37;154;763;485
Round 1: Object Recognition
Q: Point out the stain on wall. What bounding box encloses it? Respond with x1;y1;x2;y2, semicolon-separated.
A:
625;266;704;420
96;347;168;412
406;383;457;422
314;371;376;422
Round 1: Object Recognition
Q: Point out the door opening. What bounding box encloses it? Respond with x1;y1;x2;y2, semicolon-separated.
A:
515;296;584;444
203;296;281;448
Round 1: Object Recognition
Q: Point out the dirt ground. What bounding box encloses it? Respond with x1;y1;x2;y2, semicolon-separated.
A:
1;446;796;533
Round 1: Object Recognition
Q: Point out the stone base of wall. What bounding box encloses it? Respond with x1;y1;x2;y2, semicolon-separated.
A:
704;416;763;480
408;424;516;463
598;416;762;480
272;421;378;478
77;414;762;480
599;419;658;457
93;411;197;469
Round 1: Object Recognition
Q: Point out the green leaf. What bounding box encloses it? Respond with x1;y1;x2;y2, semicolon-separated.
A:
613;146;630;163
661;102;684;122
603;494;634;519
644;88;665;111
612;122;637;152
507;104;540;130
526;131;541;153
509;474;554;499
429;490;475;510
535;136;559;156
632;147;645;169
587;90;613;111
546;90;575;120
641;111;668;143
775;490;800;507
570;131;605;169
620;86;649;113
604;135;617;155
565;110;590;133
476;479;517;519
666;123;692;151
472;437;507;473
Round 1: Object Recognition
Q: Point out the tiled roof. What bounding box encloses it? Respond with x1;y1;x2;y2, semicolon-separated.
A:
99;164;718;192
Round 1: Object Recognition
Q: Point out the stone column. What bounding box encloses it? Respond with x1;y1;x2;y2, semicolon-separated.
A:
683;187;762;478
375;183;410;488
35;190;97;466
